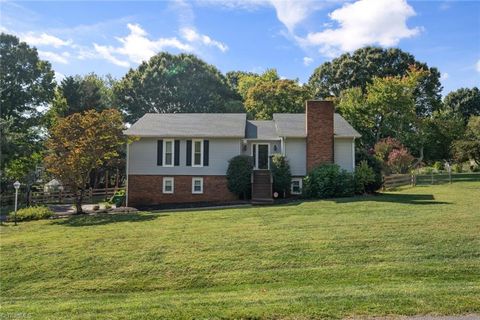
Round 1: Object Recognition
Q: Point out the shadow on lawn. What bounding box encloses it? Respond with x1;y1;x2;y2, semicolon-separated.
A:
333;193;451;205
51;212;162;227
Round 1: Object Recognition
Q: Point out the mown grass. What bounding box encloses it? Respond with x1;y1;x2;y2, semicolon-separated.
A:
1;182;479;319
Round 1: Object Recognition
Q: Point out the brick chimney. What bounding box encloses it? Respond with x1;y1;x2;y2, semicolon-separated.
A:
306;100;334;172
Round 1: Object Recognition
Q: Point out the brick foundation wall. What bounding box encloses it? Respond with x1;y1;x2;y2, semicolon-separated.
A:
127;175;238;207
306;100;334;172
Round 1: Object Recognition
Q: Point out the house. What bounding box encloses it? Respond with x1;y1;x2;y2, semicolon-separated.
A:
124;100;360;207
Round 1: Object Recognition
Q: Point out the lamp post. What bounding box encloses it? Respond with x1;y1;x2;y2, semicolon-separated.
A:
13;181;20;226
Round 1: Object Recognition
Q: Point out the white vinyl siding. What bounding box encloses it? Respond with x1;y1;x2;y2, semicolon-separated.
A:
334;137;355;172
129;138;241;175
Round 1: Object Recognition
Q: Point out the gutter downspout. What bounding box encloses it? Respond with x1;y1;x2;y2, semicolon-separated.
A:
352;137;356;172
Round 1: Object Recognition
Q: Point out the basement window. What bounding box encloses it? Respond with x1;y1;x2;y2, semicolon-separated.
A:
192;177;203;194
163;177;174;194
291;178;302;195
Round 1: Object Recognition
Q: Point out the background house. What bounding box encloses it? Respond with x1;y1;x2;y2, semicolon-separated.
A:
124;100;360;207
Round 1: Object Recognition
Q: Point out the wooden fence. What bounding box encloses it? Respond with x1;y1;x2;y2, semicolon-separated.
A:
383;174;415;189
1;187;121;207
383;172;480;190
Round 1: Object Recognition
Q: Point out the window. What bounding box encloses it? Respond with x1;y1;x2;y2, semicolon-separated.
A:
291;178;302;195
192;177;203;194
163;139;174;167
192;139;203;167
163;177;174;194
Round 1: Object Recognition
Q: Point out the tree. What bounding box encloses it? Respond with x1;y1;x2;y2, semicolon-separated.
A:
0;33;55;126
44;109;126;213
0;33;55;181
453;116;480;166
236;69;280;100
308;46;442;116
374;138;414;174
422;109;465;161
444;87;480;121
114;53;242;123
4;152;42;205
270;154;291;197
50;73;115;118
244;79;310;120
236;69;311;119
337;67;423;148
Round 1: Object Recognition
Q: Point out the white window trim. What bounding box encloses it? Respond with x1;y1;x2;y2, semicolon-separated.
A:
251;143;270;170
192;139;204;167
163;139;174;167
163;177;174;194
291;178;303;195
192;177;204;194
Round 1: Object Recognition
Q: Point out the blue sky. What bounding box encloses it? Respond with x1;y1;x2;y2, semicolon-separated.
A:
1;0;479;95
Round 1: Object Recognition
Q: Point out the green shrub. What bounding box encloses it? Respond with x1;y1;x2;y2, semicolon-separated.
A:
452;163;463;173
354;161;376;194
226;155;254;199
433;161;443;172
270;154;291;197
303;164;354;198
356;149;383;192
10;206;53;221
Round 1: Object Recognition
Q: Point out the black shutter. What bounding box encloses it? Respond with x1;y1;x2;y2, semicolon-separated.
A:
203;140;209;166
174;140;180;166
157;140;163;166
186;140;192;166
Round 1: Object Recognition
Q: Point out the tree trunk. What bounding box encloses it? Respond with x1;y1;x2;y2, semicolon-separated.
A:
412;146;424;169
75;189;84;214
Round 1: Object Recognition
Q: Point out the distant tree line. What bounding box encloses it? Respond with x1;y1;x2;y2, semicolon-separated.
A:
1;32;479;196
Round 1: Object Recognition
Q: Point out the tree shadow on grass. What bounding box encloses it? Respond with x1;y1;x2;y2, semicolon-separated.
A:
333;193;451;205
51;212;163;227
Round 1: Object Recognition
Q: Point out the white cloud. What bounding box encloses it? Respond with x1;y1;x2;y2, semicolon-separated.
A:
299;0;421;57
180;27;228;52
54;71;66;83
476;60;480;73
198;0;330;31
38;50;70;64
93;43;130;68
303;56;313;66
441;72;449;80
269;0;320;31
22;32;72;48
92;23;228;67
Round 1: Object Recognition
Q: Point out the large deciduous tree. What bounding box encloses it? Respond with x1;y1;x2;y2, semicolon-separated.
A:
114;53;242;123
0;33;55;190
337;67;424;149
237;69;311;119
48;73;115;118
308;47;442;116
443;87;480;122
44;109;126;213
453;116;480;166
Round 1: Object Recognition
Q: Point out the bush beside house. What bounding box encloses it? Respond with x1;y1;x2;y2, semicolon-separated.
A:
270;154;291;197
226;155;254;199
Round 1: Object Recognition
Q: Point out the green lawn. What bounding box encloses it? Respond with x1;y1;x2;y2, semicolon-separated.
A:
1;182;479;319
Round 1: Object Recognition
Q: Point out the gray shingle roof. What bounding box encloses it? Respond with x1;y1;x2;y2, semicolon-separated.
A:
245;120;279;140
273;113;361;138
125;112;360;139
124;113;247;138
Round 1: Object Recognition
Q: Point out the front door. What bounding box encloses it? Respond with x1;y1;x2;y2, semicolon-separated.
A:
254;144;269;169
